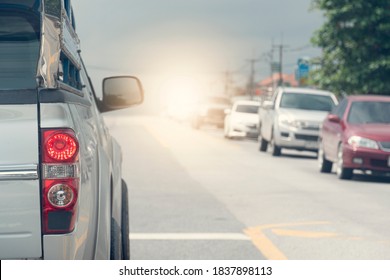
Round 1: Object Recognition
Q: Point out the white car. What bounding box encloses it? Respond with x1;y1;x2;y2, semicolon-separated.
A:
224;100;260;139
259;87;338;156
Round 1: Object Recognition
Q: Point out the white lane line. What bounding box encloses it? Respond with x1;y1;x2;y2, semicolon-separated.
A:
129;233;250;241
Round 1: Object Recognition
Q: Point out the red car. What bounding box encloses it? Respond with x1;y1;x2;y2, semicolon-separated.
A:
318;95;390;179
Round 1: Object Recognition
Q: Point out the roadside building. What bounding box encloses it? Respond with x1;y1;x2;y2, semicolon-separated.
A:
256;73;298;96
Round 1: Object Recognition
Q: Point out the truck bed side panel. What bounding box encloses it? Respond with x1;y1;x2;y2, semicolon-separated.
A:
0;104;42;259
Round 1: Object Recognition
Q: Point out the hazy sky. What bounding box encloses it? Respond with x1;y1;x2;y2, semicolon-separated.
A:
72;0;324;111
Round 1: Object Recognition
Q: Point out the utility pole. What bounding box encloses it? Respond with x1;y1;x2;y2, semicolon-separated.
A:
272;43;288;86
266;46;275;93
246;58;260;100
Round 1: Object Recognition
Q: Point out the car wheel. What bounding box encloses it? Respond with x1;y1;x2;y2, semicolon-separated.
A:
270;131;281;156
318;140;332;173
121;179;130;260
336;144;353;180
110;217;122;260
259;134;268;152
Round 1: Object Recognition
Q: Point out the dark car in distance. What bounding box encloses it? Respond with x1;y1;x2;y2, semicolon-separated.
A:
191;96;231;129
318;95;390;179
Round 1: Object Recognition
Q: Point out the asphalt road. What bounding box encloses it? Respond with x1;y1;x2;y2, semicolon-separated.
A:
105;114;390;260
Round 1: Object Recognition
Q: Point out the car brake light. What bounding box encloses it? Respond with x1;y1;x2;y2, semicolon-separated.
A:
43;131;78;162
41;129;80;234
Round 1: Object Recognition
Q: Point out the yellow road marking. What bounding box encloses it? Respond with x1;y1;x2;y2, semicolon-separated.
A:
244;227;288;260
258;221;331;230
272;228;339;238
244;221;334;260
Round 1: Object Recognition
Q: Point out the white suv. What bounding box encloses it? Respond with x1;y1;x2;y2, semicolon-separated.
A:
258;87;338;156
0;0;143;259
224;100;260;139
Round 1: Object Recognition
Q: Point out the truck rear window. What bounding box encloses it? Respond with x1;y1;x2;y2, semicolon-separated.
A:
0;12;40;89
280;93;335;112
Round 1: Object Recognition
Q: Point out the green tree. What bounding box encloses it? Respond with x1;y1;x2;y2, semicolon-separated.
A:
311;0;390;95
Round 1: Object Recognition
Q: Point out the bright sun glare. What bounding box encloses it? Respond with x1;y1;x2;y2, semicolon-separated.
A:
161;76;208;120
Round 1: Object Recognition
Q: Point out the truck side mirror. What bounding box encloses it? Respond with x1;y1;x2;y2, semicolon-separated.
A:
101;76;144;112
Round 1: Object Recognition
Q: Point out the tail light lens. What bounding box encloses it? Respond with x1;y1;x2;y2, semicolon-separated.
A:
41;129;80;234
47;183;74;207
45;133;78;162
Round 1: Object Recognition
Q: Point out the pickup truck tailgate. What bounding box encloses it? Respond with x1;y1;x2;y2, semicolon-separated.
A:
0;104;42;259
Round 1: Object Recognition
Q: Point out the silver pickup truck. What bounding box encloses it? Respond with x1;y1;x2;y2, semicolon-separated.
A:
258;87;337;156
0;0;143;259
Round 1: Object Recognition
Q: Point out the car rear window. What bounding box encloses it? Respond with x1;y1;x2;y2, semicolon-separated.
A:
348;101;390;124
0;11;40;89
236;105;259;114
280;92;335;111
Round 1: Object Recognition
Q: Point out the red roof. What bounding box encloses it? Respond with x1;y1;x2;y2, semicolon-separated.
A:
258;73;298;87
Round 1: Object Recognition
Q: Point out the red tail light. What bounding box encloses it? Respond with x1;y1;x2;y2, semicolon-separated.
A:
46;133;77;161
43;130;78;163
41;129;80;234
